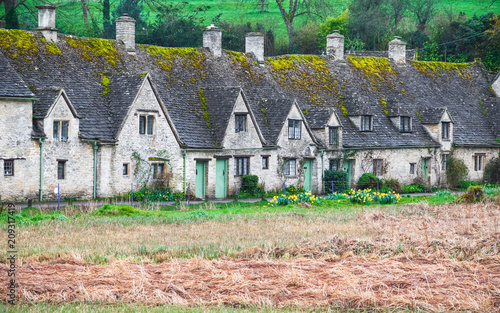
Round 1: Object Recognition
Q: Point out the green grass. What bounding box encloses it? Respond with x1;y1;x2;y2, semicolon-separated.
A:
0;302;418;313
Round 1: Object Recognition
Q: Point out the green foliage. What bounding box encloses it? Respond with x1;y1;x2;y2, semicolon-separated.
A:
93;204;159;216
197;87;211;129
5;6;19;30
483;156;500;183
382;178;402;193
323;169;349;193
0;207;67;225
346;189;401;205
446;157;469;188
357;173;380;190
402;183;425;193
142;188;176;201
458;180;479;190
435;189;452;197
318;9;349;50
267;191;321;207
240;175;259;195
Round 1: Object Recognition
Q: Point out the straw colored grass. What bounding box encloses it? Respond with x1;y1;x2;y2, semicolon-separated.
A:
1;255;499;310
10;201;500;263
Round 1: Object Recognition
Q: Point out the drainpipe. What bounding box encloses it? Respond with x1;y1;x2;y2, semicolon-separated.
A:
183;149;187;193
320;149;324;194
36;138;44;202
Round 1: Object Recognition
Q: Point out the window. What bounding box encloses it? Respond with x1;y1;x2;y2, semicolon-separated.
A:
139;115;155;135
442;122;450;140
474;154;485;171
57;161;65;180
400;116;411;132
361;115;372;132
288;120;301;139
373;159;383;176
53;121;69;142
329;159;341;171
329;127;339;145
151;163;165;178
235;157;249;176
262;156;269;169
123;163;129;176
441;154;449;171
235;114;246;133
410;163;415;174
284;159;296;176
4;160;14;176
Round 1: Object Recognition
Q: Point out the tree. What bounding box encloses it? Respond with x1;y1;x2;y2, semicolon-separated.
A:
5;5;19;29
348;0;391;50
387;0;409;31
410;0;436;32
275;0;333;52
103;0;112;38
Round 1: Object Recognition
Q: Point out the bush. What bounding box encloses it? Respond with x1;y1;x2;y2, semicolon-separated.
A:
285;185;297;195
241;175;259;195
268;191;321;206
484;156;500;184
357;173;381;190
460;186;484;203
446;157;468;188
323;170;349;193
382;178;402;193
458;181;479;190
402;183;425;193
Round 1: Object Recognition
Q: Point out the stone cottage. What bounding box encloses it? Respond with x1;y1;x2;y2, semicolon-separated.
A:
0;7;499;201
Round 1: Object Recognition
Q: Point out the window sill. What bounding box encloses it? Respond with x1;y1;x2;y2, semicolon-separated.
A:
285;175;298;178
288;138;301;140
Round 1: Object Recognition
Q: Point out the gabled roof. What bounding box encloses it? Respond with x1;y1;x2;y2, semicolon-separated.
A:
0;52;35;99
34;87;80;119
0;30;498;148
419;107;449;124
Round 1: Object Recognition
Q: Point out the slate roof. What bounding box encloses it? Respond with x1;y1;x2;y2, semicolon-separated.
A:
0;52;35;98
32;86;62;118
0;30;499;149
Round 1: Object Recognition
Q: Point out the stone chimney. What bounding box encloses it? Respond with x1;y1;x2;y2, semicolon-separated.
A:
116;14;136;54
326;30;344;61
203;24;222;57
245;32;265;63
388;36;406;64
36;5;58;42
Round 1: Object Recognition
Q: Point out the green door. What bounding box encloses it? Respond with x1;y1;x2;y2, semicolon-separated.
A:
215;159;227;198
345;159;355;188
422;158;428;181
195;161;206;199
303;159;312;192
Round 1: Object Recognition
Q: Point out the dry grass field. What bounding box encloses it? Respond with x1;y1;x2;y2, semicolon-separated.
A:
1;196;500;311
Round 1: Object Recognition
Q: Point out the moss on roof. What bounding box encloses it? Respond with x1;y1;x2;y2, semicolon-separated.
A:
65;36;121;68
409;60;473;79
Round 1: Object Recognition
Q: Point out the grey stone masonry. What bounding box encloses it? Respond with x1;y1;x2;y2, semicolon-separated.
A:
326;31;344;61
388;36;406;64
492;73;500;97
36;5;58;42
203;24;222;57
116;14;136;54
245;32;265;63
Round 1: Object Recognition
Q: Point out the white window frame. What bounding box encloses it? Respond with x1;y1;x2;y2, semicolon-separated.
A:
235;157;250;176
53;120;69;142
400;116;411;132
361;115;372;132
235;114;247;133
373;159;383;176
284;159;296;176
288;120;301;139
139;115;155;135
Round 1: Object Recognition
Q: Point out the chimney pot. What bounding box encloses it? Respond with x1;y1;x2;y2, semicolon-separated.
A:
326;31;344;61
245;32;265;63
36;5;58;42
116;14;136;54
203;24;222;57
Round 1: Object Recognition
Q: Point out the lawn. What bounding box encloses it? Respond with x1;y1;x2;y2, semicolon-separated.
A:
1;189;500;310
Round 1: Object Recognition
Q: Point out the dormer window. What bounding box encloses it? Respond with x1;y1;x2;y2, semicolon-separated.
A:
361;115;372;132
235;114;247;133
53;121;69;142
442;122;450;140
288;120;301;139
400;116;411;132
329;127;339;145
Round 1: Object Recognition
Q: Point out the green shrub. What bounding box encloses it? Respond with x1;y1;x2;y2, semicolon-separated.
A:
458;181;479;190
323;170;349;193
446;157;468;188
285;185;297;195
93;204;158;216
483;156;500;184
241;175;259;195
402;183;425;193
357;173;380;190
382;178;402;193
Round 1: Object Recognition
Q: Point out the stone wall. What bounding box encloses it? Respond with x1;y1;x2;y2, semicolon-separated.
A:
0;99;40;201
